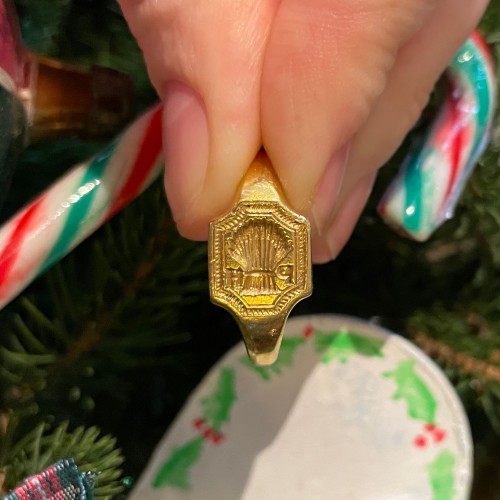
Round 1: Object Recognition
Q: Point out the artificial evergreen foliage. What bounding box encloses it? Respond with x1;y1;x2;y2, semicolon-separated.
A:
0;0;499;497
0;182;207;496
1;420;124;496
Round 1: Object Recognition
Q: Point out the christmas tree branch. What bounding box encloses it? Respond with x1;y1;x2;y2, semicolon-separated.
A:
412;331;500;384
0;183;207;491
54;215;172;370
0;417;125;498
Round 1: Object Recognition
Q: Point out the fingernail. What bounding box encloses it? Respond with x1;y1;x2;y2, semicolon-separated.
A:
163;81;209;221
325;171;377;259
312;237;333;264
311;142;350;236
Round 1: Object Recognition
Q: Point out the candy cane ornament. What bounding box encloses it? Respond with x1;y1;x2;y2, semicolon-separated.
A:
378;32;497;241
0;104;163;309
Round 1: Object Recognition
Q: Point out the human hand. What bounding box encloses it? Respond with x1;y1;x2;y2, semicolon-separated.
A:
118;0;489;263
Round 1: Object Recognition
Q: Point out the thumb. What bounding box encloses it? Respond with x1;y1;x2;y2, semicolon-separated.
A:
261;0;439;234
118;0;275;239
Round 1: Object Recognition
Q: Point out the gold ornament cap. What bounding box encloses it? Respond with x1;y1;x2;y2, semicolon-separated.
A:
209;151;312;366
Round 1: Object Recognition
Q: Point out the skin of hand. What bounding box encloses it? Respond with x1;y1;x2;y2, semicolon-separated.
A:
118;0;489;263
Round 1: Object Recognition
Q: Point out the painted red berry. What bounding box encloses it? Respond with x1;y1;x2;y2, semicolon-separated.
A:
303;325;314;338
212;432;225;445
433;429;446;443
414;435;427;448
193;418;204;429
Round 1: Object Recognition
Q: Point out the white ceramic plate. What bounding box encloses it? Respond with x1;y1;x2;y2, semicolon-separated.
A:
131;315;472;500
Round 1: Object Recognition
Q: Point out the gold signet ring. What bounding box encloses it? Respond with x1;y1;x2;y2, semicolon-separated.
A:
209;151;312;366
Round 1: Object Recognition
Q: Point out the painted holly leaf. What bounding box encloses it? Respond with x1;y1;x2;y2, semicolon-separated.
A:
428;450;455;500
241;337;305;381
200;367;236;432
314;330;385;364
153;436;204;489
384;359;437;424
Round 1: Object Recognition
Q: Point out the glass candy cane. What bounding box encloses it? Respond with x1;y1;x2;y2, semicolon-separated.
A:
378;32;497;241
0;105;162;309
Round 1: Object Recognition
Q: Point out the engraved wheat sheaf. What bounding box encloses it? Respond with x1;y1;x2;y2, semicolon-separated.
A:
227;219;292;296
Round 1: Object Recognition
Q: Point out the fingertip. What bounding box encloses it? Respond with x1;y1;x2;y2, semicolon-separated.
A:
164;141;261;242
162;79;261;241
324;172;377;259
312;238;334;264
171;206;210;241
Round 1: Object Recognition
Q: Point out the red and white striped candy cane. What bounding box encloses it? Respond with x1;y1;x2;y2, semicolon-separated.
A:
378;32;497;241
0;104;163;309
